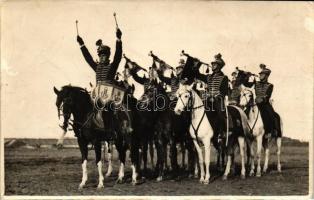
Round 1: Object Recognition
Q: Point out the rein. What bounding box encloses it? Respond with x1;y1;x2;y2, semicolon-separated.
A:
178;90;205;146
243;95;259;135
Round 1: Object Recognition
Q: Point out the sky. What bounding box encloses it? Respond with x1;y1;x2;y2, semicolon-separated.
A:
1;1;313;141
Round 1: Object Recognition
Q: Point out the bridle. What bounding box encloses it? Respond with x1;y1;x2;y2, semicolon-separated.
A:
57;96;73;130
241;90;259;134
177;90;204;111
177;89;205;146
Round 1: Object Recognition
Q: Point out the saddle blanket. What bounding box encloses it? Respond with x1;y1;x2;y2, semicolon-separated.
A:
91;82;125;106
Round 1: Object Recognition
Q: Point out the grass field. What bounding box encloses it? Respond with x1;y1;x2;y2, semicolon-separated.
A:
4;137;309;196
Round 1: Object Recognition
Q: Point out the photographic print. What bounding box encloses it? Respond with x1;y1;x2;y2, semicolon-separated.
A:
1;1;313;199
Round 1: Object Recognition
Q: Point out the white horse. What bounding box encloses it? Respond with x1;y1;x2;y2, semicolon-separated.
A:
174;83;213;184
239;86;282;176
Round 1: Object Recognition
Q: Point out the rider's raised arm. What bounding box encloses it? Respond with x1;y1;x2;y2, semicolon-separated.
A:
80;46;97;71
77;36;97;71
108;29;123;80
243;77;256;88
157;70;171;85
109;41;122;78
130;70;147;85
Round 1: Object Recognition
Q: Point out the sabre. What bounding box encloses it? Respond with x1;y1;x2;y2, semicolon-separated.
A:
113;12;119;28
75;20;79;36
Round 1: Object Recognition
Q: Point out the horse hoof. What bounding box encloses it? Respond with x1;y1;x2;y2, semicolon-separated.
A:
131;180;138;186
105;173;111;177
56;144;63;149
249;171;254;177
194;174;199;179
256;172;261;177
199;178;204;183
222;175;228;181
241;174;246;179
97;184;104;189
78;184;84;190
116;178;124;184
277;166;282;172
263;169;267;173
156;176;163;182
203;180;209;185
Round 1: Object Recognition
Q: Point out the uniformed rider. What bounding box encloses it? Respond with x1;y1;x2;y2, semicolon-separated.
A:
244;64;279;138
194;53;229;147
76;28;122;132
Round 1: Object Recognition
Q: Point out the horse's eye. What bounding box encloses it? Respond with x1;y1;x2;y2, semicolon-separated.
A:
185;94;189;98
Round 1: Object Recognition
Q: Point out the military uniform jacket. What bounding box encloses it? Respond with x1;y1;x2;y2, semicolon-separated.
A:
80;40;122;83
244;80;273;104
228;80;241;104
195;71;229;98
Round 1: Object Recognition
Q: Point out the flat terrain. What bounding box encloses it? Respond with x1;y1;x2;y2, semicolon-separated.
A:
4;138;309;196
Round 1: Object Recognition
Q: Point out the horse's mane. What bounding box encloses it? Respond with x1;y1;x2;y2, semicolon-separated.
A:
61;85;89;95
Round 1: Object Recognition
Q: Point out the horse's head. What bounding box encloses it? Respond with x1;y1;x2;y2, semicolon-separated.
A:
53;86;73;119
239;86;254;108
174;83;194;115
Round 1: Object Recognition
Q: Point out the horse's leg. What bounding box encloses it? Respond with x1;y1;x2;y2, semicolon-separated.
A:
149;140;155;169
276;137;282;172
181;141;186;170
130;138;139;185
169;138;178;175
116;143;126;183
56;129;66;148
216;145;221;171
256;134;263;177
194;156;199;179
163;142;169;172
143;142;148;172
104;141;113;177
222;136;235;180
203;136;211;184
78;139;88;189
222;155;232;180
185;139;196;177
155;133;164;182
238;137;246;179
249;140;255;177
262;137;270;173
95;141;104;189
193;139;205;183
246;138;251;168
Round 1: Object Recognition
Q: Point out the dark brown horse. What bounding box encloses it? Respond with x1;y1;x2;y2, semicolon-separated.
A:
132;82;172;181
53;85;138;189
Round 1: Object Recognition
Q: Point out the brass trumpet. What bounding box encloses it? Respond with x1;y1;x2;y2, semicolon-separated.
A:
181;50;211;67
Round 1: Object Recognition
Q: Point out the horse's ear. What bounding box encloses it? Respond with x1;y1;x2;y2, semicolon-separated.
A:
53;86;60;95
186;83;194;91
